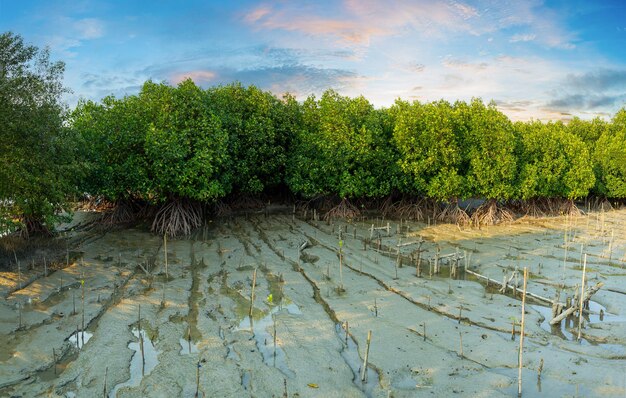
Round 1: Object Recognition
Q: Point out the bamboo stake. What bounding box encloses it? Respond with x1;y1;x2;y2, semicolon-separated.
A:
81;279;85;346
416;241;423;277
273;316;277;365
53;348;57;375
103;367;108;397
188;324;192;354
339;240;344;290
138;304;145;376
345;321;349;345
360;330;372;382
164;234;168;279
459;331;463;359
249;268;257;317
195;361;201;397
577;254;587;341
608;229;614;264
518;267;528;398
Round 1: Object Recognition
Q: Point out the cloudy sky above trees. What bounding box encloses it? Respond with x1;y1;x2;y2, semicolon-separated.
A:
1;0;625;120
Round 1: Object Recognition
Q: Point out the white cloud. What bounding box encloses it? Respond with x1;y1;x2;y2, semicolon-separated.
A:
73;18;105;39
509;33;536;43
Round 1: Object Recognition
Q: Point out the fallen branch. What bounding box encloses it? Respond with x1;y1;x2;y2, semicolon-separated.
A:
465;269;552;304
550;282;604;325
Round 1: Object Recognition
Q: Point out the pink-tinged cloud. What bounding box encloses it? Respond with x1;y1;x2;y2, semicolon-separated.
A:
243;6;271;23
243;0;480;45
243;0;575;49
170;70;217;85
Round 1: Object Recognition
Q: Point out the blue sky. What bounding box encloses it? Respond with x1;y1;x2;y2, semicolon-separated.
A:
1;0;625;120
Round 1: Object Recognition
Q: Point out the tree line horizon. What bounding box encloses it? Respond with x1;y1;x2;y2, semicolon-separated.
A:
2;32;625;237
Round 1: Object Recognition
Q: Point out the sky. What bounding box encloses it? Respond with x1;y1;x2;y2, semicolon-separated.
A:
1;0;625;120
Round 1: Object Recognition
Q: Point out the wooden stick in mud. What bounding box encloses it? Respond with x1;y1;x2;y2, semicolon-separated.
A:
423;322;426;341
161;280;166;308
164;234;168;279
608;229;614;264
394;249;399;279
361;330;372;382
103;366;108;397
81;279;85;346
188;324;192;354
374;298;378;317
416;241;423;277
577;254;587;341
459;331;464;359
18;301;22;329
249;268;257;317
345;321;349;345
339;240;344;290
195;361;201;397
273;316;277;363
17;261;22;290
53;348;57;375
518;267;528;398
44;256;47;277
138;304;145;376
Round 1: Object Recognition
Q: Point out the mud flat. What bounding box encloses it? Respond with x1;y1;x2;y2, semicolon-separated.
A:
1;208;625;397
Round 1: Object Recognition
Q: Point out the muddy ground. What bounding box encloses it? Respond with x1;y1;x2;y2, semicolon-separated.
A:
1;207;625;397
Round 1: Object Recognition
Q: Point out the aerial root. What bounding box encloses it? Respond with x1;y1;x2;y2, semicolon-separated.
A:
152;199;203;237
437;203;470;225
101;200;137;225
18;217;52;239
471;199;514;226
324;198;360;221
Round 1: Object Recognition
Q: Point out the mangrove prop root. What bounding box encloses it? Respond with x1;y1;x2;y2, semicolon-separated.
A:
437;203;470;225
324;198;360;221
471;199;514;226
152;199;203;237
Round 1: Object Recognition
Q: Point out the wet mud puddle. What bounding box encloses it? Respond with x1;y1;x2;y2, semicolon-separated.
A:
237;303;301;378
334;323;379;397
531;301;626;354
109;328;159;397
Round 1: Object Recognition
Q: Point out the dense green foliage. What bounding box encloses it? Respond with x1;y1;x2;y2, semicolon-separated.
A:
0;32;80;235
595;110;626;198
287;91;401;198
515;121;595;200
3;32;626;237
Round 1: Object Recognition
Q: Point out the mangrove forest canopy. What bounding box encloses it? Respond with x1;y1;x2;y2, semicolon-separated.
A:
2;32;626;237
